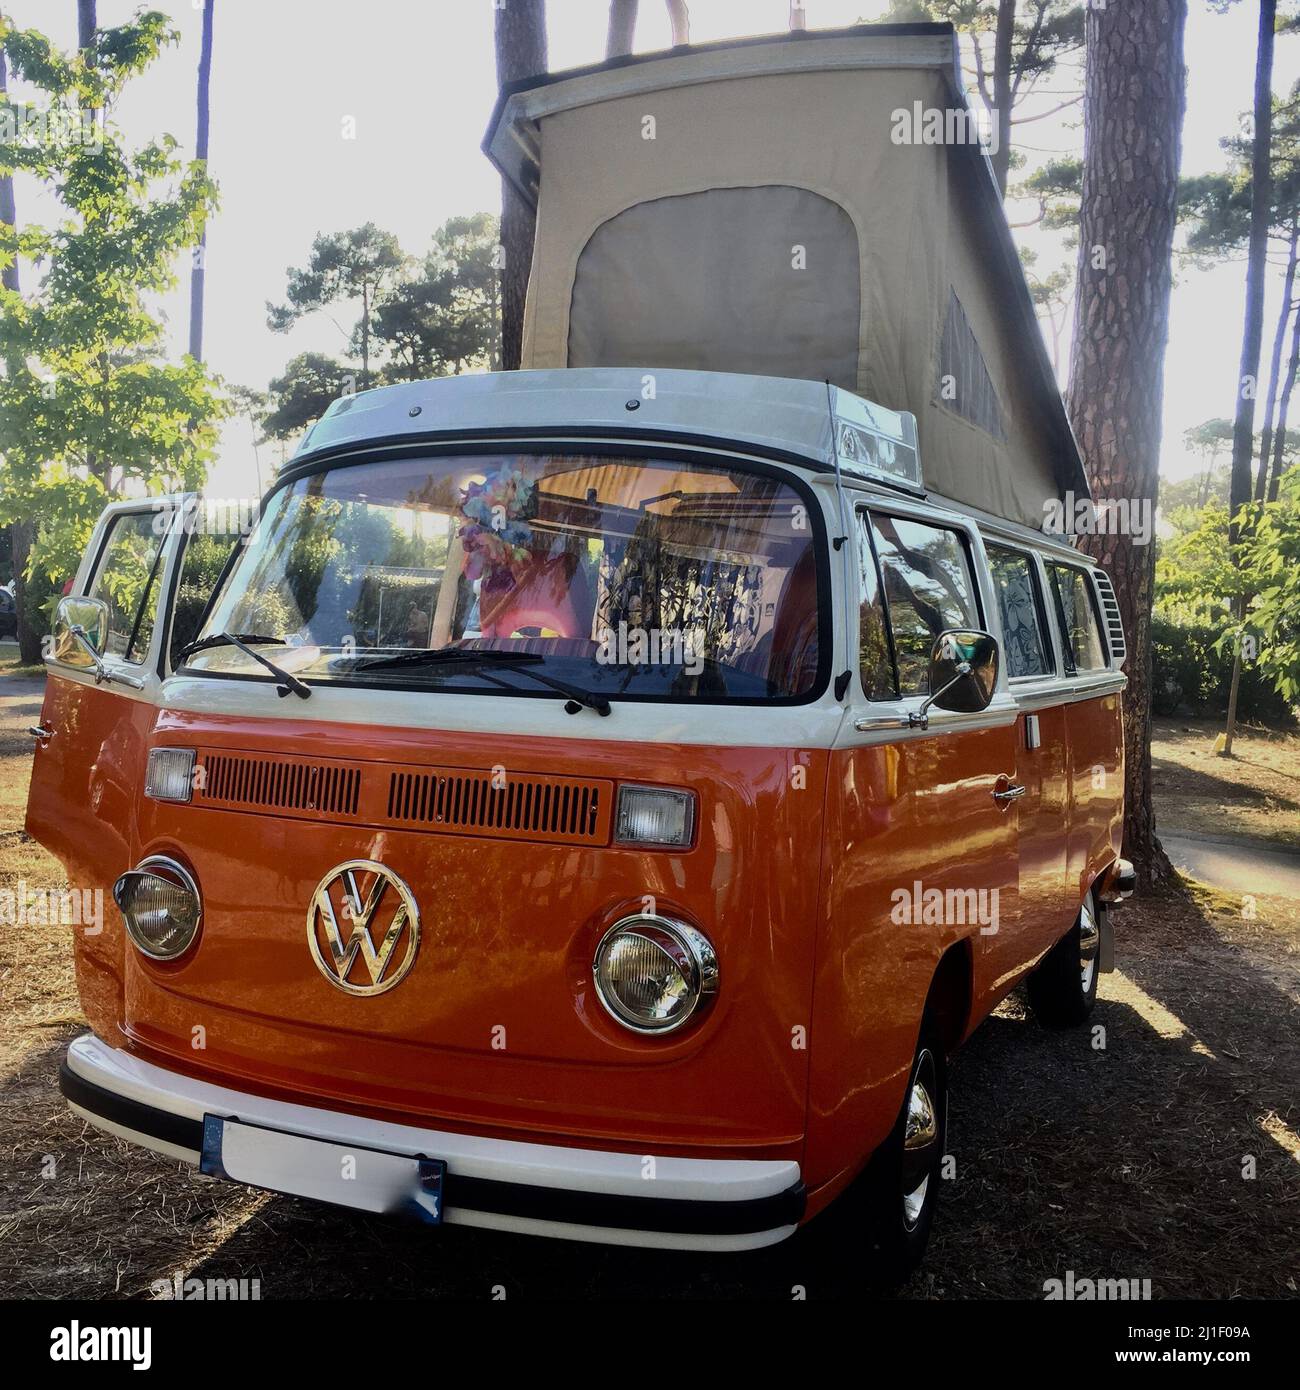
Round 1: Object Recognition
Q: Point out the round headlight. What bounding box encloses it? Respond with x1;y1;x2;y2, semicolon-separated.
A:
592;915;718;1035
113;855;202;960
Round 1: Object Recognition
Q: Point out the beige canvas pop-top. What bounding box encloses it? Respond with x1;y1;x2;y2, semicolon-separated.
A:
484;23;1088;531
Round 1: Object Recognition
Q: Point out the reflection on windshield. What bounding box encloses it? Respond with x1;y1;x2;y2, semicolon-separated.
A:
187;452;823;702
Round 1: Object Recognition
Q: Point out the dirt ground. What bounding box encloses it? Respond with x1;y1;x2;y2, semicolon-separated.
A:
1152;716;1300;849
1;677;1297;1300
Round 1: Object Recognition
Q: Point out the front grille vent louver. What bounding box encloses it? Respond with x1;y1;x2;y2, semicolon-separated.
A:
200;753;361;817
387;769;607;845
190;749;613;845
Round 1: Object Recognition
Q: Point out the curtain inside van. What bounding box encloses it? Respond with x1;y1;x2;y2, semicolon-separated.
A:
567;185;861;389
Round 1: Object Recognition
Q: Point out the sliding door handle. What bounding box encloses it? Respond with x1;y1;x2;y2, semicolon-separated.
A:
992;782;1026;803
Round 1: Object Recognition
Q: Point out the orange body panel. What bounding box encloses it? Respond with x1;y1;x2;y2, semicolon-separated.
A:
29;668;1124;1201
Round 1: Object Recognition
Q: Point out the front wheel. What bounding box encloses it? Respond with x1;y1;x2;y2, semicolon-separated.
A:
810;1017;948;1287
1028;891;1101;1028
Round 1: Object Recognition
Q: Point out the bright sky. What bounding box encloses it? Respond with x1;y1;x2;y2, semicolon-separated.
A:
7;0;1295;498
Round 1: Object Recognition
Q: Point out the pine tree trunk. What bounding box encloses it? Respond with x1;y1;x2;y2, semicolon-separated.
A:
1066;0;1188;890
188;0;214;363
1223;0;1275;759
990;0;1016;197
1268;300;1300;500
606;0;638;57
494;1;547;372
665;0;690;46
77;0;96;51
1229;0;1276;545
1;47;40;665
1256;227;1297;500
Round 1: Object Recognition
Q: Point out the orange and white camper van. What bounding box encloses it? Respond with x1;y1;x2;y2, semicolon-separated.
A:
28;25;1133;1278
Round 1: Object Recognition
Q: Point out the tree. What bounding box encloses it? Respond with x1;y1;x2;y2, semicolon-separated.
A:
261;352;355;443
1241;466;1300;702
267;224;404;390
1179;87;1300;504
227;382;268;495
664;0;689;45
372;214;501;380
188;0;214;362
494;0;546;371
884;1;1085;195
0;24;38;663
1065;0;1188;887
0;11;223;605
1221;0;1277;756
606;0;638;57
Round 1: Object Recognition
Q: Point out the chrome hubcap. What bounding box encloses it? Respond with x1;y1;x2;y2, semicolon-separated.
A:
901;1049;939;1229
1079;899;1100;995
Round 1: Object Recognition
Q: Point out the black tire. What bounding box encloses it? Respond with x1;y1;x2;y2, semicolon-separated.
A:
1028;891;1101;1028
808;1016;948;1288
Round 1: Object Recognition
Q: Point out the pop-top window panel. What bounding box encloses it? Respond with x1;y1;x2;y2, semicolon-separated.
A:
568;185;861;390
935;289;1006;442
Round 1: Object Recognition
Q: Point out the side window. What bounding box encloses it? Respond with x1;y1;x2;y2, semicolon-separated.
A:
1047;562;1108;673
987;544;1052;678
871;513;981;697
87;511;168;664
856;511;894;698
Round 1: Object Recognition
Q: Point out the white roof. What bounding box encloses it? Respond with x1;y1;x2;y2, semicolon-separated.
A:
290;367;919;489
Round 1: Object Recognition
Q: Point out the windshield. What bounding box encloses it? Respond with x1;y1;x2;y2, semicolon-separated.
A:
186;451;824;703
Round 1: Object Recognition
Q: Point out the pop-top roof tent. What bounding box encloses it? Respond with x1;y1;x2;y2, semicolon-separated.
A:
483;22;1088;532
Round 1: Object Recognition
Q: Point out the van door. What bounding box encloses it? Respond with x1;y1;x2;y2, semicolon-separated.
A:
984;542;1071;974
811;505;1021;1181
25;497;193;1031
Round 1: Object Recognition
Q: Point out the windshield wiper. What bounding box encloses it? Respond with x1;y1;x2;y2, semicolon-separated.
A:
351;646;611;717
179;632;290;659
180;631;310;700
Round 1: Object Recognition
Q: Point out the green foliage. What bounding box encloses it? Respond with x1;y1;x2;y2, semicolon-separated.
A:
1015;156;1083;234
169;529;237;661
262;215;502;443
0;11;224;586
267;223;405;388
1242;467;1300;701
878;1;1084;108
1179;85;1300;261
373;213;501;380
1156;465;1300;713
1150;616;1295;724
261;352;356;441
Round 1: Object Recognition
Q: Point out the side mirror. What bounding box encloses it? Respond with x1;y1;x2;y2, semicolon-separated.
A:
921;628;1000;721
52;595;109;669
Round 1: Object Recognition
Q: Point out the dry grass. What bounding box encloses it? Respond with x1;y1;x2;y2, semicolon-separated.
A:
1153;716;1300;849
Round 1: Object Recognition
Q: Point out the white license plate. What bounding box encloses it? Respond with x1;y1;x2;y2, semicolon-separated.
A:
199;1114;445;1223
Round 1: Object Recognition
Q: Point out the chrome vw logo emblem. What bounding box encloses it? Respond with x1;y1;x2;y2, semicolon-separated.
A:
307;860;420;996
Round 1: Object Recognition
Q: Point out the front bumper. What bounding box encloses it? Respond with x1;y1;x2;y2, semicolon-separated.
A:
60;1034;804;1251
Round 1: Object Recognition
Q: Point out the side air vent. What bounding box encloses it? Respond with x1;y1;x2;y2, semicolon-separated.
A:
386;769;613;846
1091;570;1127;664
197;751;362;820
